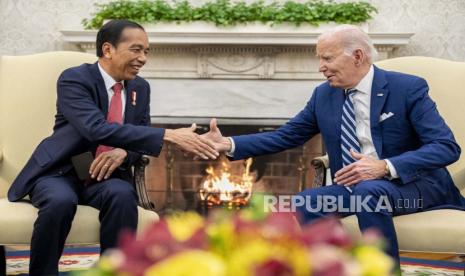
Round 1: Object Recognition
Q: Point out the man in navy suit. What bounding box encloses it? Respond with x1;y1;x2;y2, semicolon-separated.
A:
8;20;218;275
204;25;465;265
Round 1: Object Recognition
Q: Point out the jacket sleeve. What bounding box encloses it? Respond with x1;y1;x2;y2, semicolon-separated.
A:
57;69;164;157
388;77;461;184
231;89;320;160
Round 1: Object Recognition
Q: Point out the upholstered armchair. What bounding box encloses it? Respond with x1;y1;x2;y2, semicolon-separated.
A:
0;52;159;273
311;56;465;254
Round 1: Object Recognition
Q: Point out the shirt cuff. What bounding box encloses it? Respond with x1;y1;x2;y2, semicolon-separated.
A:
225;137;235;157
385;159;399;179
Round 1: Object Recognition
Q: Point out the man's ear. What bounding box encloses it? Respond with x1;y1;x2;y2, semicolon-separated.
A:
353;49;365;66
102;42;113;59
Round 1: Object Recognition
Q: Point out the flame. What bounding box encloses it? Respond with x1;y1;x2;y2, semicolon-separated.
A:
199;158;254;207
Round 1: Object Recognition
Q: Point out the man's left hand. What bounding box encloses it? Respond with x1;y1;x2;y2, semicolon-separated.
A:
334;150;387;186
90;148;127;181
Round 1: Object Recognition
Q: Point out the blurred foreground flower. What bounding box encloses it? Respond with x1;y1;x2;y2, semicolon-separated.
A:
75;195;393;276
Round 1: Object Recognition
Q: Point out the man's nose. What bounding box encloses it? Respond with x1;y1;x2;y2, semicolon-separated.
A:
319;61;326;72
138;52;147;64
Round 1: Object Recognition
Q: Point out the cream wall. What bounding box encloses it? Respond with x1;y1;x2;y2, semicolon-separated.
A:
1;0;464;61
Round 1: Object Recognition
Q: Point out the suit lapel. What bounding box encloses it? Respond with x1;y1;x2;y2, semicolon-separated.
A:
370;66;389;157
124;80;136;124
332;87;345;154
90;62;109;116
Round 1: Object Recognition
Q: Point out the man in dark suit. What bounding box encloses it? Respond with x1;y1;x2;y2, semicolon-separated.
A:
8;20;218;275
203;25;465;265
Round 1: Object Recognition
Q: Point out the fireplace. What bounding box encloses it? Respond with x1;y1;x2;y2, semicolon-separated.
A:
144;124;323;212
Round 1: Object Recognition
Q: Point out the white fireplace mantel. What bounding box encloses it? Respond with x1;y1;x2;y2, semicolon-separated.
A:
62;26;413;80
60;24;414;124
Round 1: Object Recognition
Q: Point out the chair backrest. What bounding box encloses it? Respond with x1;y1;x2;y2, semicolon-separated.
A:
0;51;97;198
376;57;465;195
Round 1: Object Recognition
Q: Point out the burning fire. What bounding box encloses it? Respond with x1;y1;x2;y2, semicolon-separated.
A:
199;158;254;207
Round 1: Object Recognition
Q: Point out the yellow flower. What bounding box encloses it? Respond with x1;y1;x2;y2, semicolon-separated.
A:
227;239;310;276
166;212;205;241
206;218;236;257
144;250;226;276
353;246;394;276
97;256;114;272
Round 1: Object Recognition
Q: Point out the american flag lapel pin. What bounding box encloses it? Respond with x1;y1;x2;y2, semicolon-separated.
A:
131;91;137;106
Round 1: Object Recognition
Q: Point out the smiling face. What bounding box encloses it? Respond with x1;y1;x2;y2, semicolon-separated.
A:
316;36;363;89
101;27;149;81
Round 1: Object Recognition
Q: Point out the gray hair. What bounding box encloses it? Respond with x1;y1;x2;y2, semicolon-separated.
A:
318;24;378;64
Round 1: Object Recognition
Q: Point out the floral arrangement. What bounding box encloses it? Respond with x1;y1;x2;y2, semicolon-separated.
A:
76;197;393;276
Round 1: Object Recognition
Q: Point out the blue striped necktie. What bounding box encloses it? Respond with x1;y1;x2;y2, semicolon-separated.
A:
341;88;361;167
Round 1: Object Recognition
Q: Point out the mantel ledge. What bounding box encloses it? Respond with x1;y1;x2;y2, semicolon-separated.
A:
61;23;413;46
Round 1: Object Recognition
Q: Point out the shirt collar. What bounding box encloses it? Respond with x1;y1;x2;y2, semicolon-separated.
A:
353;65;374;94
97;62;124;91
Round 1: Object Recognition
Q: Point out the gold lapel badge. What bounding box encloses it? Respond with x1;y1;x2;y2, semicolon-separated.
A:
131;91;137;106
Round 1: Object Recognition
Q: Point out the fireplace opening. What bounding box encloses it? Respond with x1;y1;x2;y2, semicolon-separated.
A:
199;157;254;208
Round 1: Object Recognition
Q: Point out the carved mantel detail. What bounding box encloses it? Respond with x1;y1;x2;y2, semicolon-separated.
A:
196;46;279;79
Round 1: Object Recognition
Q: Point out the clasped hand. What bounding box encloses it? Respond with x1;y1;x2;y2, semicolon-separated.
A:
164;123;219;160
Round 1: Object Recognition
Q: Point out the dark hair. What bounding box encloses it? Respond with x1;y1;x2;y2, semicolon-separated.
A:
96;20;145;57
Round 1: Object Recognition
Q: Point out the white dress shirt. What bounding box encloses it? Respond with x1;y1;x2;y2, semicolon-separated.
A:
228;64;398;178
97;62;126;120
352;65;376;158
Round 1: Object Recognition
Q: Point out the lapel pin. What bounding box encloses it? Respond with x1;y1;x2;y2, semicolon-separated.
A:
377;93;384;97
131;91;137;106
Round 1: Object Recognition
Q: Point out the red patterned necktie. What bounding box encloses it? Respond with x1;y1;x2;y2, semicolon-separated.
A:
95;82;124;157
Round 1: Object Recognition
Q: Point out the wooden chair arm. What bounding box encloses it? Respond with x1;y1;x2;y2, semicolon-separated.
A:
311;155;329;188
134;156;156;211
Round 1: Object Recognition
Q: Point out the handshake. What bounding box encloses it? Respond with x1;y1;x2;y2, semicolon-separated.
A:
163;118;230;160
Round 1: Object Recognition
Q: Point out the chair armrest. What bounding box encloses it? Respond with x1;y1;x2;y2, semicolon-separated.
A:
311;155;329;188
134;156;156;211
